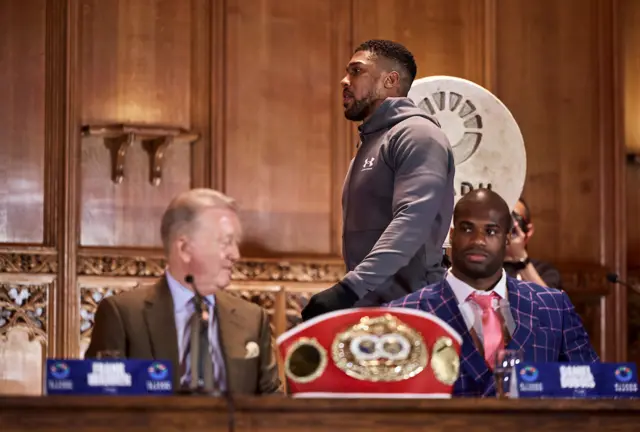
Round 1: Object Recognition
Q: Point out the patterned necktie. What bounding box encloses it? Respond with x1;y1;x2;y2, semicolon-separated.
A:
188;295;215;392
469;291;505;369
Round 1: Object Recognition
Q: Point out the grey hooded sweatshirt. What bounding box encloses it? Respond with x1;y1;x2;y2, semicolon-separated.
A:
341;97;455;306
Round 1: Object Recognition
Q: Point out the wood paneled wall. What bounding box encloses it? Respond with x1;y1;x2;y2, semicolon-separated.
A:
623;0;640;267
0;0;636;394
0;0;46;244
622;0;640;363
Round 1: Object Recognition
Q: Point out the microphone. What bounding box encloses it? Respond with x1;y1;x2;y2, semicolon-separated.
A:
184;274;236;432
606;272;640;295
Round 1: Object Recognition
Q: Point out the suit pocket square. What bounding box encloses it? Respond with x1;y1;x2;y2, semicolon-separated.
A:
245;341;260;359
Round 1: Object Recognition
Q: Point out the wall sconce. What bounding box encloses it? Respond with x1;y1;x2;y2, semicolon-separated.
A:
81;124;199;186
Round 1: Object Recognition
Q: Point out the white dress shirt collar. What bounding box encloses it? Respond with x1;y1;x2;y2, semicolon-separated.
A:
446;269;508;304
445;269;515;340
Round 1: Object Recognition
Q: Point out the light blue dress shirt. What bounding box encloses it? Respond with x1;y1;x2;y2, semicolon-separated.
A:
165;271;227;390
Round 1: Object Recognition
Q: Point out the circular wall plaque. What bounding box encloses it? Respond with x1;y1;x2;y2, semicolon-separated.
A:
408;76;527;246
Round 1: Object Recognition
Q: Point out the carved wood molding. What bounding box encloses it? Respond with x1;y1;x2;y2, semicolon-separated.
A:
77;255;165;277
0;252;57;274
0;248;630;290
232;260;346;282
76;252;347;282
0;282;50;342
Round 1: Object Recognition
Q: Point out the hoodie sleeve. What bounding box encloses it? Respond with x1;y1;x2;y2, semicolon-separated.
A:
341;120;453;297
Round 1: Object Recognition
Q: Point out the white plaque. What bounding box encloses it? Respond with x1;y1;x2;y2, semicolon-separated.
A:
408;76;527;246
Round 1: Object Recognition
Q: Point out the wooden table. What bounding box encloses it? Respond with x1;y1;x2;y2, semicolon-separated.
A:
1;396;639;431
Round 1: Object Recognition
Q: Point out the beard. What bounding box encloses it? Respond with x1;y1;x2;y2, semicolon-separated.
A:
451;254;504;280
344;93;376;122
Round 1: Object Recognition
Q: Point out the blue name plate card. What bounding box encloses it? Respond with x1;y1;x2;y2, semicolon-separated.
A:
512;362;638;399
597;363;639;398
45;359;173;395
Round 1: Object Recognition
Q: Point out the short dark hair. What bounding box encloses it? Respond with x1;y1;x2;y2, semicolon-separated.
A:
354;39;417;96
518;196;531;223
454;188;512;233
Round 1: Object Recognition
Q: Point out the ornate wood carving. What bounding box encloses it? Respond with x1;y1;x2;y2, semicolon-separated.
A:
0;252;57;274
78;255;166;277
0;272;55;395
77;253;346;282
231;260;345;282
0;283;48;340
230;289;277;316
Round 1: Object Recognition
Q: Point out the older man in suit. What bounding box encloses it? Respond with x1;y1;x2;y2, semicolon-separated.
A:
387;188;598;397
86;188;281;395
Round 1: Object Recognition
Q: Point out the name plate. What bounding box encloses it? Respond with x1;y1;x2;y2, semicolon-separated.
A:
45;359;173;395
513;362;638;399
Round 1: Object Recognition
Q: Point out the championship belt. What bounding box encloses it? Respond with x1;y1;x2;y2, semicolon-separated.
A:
277;308;462;398
408;76;527;247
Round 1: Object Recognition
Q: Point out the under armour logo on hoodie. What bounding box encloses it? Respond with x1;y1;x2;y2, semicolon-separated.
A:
362;157;375;170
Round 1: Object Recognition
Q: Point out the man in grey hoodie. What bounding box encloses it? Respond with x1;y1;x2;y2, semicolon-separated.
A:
301;40;455;320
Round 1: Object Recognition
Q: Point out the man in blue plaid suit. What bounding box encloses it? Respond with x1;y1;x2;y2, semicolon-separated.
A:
387;189;599;397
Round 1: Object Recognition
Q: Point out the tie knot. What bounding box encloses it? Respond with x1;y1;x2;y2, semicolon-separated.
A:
192;294;209;306
192;295;210;321
470;291;499;310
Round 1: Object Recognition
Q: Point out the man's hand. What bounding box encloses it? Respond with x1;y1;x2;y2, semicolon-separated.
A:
301;282;359;321
504;221;528;262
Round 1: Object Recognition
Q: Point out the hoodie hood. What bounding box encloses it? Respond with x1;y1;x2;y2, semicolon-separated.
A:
358;97;440;135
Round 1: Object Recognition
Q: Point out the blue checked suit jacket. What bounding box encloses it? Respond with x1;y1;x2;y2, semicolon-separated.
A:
386;276;599;397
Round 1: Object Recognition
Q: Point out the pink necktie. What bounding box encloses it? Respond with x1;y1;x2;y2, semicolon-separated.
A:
470;292;504;369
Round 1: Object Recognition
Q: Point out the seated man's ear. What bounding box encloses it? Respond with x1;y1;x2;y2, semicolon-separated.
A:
176;236;193;264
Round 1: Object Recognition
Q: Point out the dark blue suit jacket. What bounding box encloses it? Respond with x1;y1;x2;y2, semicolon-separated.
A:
387;276;599;397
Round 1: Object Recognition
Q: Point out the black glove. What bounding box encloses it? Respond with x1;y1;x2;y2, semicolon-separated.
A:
301;282;359;321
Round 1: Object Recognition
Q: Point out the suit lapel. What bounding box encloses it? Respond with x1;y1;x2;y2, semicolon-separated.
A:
506;278;535;356
143;277;180;387
423;280;492;387
214;292;247;388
